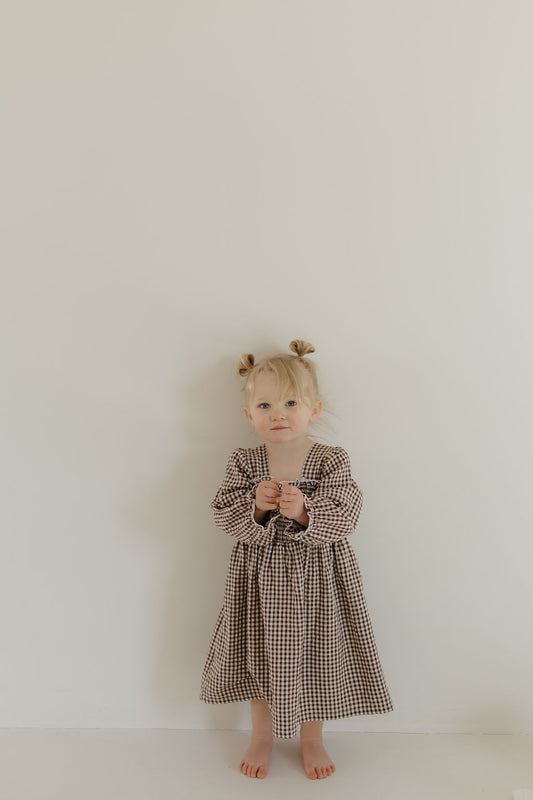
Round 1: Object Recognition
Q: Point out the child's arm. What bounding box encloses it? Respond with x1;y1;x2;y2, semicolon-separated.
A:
211;449;281;545
287;447;363;546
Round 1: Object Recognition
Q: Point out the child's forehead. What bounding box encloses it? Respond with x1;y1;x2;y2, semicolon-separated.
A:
250;373;295;400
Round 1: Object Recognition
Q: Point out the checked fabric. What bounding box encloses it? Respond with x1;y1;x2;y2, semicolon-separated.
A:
199;442;393;738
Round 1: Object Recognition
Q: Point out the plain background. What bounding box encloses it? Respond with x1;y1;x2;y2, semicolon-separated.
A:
1;1;532;735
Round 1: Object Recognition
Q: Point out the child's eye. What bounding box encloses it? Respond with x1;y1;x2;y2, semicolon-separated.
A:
258;403;270;409
286;400;297;407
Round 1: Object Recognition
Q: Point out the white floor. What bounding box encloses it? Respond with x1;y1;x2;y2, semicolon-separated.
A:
0;729;532;800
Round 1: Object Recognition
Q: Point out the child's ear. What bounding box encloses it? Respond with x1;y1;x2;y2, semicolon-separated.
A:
243;406;252;421
310;400;323;422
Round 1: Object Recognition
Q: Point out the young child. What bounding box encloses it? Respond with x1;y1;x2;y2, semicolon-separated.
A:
200;340;393;780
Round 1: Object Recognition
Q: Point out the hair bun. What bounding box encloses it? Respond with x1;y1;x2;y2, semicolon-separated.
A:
238;353;255;376
289;339;315;358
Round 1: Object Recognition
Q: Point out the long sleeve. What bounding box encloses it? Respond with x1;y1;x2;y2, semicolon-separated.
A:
290;447;363;546
210;448;279;545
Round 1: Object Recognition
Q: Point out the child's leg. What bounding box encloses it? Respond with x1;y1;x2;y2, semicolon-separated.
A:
300;720;335;780
240;699;273;779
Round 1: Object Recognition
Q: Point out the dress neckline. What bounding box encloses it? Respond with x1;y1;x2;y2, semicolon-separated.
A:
260;440;319;482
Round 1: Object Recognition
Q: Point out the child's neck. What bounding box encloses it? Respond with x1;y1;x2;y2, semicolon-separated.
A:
265;437;315;482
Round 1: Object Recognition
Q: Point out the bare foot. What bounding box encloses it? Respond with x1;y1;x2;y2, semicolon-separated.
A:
301;738;335;779
240;700;273;778
300;721;335;780
240;736;273;778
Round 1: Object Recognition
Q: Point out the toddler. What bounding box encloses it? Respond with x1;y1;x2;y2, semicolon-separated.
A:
200;340;393;779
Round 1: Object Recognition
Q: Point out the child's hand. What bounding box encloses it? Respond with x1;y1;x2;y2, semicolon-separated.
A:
255;479;281;513
278;483;308;524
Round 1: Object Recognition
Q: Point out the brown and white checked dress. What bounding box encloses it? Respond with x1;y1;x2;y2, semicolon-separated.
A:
200;441;393;738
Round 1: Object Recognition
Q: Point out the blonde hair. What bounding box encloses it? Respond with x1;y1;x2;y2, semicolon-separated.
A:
238;339;320;408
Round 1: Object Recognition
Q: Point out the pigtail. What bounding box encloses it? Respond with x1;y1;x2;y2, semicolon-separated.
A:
238;353;255;377
289;339;315;358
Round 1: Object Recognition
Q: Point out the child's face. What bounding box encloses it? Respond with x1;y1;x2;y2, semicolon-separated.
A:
243;373;322;445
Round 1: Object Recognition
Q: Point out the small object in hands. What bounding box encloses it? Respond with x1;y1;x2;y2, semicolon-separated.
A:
279;480;300;494
513;791;533;800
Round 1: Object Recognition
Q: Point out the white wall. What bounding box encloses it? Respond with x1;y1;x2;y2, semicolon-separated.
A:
2;1;532;734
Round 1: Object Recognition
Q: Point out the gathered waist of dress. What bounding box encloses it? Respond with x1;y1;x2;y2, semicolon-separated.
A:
271;519;303;545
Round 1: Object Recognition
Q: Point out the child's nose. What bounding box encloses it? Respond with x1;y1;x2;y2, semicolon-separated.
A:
271;406;286;420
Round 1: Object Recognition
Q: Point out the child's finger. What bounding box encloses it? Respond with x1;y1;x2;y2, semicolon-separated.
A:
259;481;279;495
281;484;300;497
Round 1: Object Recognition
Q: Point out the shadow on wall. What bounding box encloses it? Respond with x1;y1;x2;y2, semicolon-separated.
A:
124;356;257;727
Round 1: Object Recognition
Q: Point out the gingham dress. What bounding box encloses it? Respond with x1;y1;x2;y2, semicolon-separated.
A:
200;442;393;738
